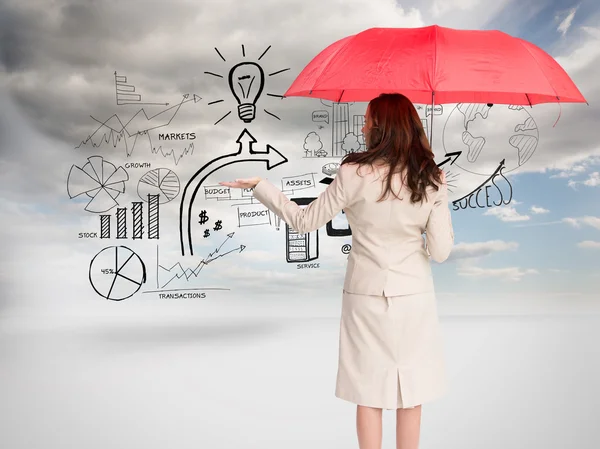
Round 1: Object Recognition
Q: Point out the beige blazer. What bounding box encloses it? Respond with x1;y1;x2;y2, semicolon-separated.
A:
252;162;454;296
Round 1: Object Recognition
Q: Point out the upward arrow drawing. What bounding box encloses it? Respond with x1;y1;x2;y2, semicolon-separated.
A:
206;232;236;258
179;128;288;256
436;151;462;168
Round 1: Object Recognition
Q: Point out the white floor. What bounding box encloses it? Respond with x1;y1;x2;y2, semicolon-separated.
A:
1;312;599;449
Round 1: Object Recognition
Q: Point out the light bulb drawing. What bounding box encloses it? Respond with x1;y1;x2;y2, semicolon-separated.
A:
228;62;265;123
204;44;290;126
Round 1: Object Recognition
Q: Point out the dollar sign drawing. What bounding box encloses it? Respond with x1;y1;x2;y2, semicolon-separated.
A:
213;220;222;231
198;210;209;225
204;229;210;238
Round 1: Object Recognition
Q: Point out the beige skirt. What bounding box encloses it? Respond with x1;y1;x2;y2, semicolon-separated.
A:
335;289;447;410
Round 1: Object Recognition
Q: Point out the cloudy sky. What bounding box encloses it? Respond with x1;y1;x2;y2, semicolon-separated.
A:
0;0;598;317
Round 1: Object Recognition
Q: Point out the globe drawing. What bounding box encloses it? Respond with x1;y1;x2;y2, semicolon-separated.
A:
442;104;539;176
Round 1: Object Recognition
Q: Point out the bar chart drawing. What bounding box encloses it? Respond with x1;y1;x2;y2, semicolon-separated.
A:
114;71;169;106
132;202;143;239
147;194;159;239
100;215;110;239
95;195;160;240
116;208;127;239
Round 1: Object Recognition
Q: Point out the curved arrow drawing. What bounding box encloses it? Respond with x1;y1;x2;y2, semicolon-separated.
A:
451;158;510;207
179;128;288;255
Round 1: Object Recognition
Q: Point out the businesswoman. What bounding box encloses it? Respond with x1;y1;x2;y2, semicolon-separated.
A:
220;93;454;449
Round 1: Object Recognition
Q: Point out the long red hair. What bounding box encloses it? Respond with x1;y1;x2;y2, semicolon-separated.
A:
341;93;442;204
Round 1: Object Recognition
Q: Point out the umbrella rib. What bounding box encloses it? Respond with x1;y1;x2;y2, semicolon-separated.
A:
516;39;560;104
310;35;357;99
432;25;438;93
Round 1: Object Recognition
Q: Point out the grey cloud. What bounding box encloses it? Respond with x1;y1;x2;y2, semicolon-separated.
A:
0;3;40;71
0;0;422;145
2;0;600;311
0;0;202;71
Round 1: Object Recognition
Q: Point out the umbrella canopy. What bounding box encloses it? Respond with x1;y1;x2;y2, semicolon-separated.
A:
284;25;587;106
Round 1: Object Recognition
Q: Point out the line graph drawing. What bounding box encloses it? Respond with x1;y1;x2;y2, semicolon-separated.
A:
67;155;129;213
75;93;201;165
89;246;147;301
204;44;289;125
156;232;245;289
114;71;169;106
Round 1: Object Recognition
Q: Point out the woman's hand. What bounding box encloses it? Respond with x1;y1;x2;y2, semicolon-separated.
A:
219;177;262;189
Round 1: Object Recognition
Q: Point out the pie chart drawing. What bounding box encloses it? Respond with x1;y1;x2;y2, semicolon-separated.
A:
137;168;180;204
67;155;129;213
89;246;146;301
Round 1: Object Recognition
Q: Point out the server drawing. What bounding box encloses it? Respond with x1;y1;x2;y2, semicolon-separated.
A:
285;197;319;263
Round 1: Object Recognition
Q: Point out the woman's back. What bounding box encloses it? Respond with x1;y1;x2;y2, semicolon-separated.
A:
252;160;453;297
338;162;453;297
226;92;453;423
253;92;453;296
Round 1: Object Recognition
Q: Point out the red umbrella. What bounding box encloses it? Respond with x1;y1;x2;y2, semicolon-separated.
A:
284;25;587;106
